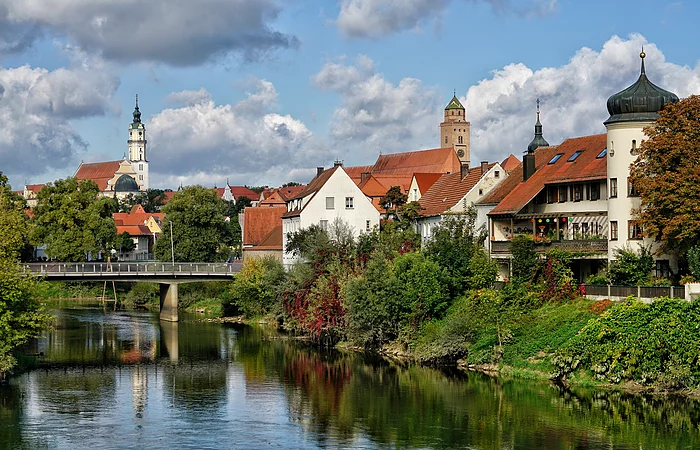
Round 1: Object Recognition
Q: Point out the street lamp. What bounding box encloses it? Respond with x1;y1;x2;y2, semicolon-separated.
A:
169;220;175;265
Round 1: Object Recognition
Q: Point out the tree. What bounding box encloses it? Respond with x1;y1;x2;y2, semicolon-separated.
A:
380;186;407;219
116;231;136;254
282;181;302;187
630;95;700;256
154;185;231;262
0;173;31;262
608;245;654;286
30;178;117;261
119;189;167;213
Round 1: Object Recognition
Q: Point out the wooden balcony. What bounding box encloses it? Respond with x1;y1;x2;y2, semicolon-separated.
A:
491;239;608;255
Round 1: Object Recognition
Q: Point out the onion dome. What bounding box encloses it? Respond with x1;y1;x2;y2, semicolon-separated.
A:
132;94;142;124
527;99;549;153
604;51;679;125
115;174;139;193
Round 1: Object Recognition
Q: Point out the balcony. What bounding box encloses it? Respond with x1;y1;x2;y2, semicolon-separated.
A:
491;239;608;255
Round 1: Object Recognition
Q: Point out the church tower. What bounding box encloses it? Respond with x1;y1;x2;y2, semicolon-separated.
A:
128;95;149;191
440;92;470;166
605;51;678;266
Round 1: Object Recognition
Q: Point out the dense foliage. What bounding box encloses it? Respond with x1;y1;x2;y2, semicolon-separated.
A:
629;95;700;256
154;185;232;262
30;178;117;262
118;188;167;213
225;256;285;317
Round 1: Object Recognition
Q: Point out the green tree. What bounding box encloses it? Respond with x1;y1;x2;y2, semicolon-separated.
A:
510;235;539;284
115;231;136;254
608;245;654;286
629;95;700;256
0;173;31;262
380;185;407;219
225;256;286;317
30;178;117;261
119;189;167;213
423;208;488;296
154;185;232;262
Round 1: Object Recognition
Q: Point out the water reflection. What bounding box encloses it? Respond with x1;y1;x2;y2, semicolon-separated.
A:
0;306;698;449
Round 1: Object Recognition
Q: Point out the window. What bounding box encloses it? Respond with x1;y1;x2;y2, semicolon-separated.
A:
558;185;567;202
139;175;143;180
535;190;547;205
631;139;637;155
319;220;328;230
610;221;618;240
139;164;143;171
547;186;559;203
567;150;583;162
628;220;643;240
345;197;354;209
326;197;334;209
366;220;371;232
573;184;583;202
589;182;600;201
610;178;618;198
548;153;563;164
627;179;639;197
458;136;463;144
495;170;500;178
655;260;670;278
479;188;483;195
582;223;589;238
445;136;448;144
596;148;607;158
412;188;418;201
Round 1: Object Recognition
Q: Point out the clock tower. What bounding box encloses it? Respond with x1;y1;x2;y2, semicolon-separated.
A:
439;92;470;166
128;95;149;191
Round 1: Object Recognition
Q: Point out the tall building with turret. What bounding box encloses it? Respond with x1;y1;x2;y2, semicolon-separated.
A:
128;95;149;191
439;93;470;166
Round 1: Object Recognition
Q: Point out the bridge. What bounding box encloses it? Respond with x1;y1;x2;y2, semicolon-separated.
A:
25;262;242;322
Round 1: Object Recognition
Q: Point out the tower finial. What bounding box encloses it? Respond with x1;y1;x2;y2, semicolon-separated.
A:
453;88;456;97
640;47;646;75
135;94;139;108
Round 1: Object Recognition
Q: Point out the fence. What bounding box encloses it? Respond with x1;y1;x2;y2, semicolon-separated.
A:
492;281;685;302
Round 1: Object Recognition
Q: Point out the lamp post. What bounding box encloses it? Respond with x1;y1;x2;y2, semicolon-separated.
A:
169;220;175;265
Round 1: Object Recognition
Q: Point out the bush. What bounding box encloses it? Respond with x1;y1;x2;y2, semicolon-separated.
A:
608;245;653;285
225;256;285;317
553;298;700;388
123;282;159;307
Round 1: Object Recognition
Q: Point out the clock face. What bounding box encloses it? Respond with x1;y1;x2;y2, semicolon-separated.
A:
457;149;465;157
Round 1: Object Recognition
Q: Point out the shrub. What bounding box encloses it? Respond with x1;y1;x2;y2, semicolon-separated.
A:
608;245;653;286
124;282;159;307
225;256;285;317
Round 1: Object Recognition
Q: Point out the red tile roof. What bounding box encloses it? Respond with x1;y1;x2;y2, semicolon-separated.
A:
74;160;121;191
419;164;495;217
344;165;374;183
231;186;259;200
501;154;521;173
358;175;389;197
372;147;460;176
259;185;307;206
488;134;607;216
251;225;283;250
413;173;443;195
25;183;45;194
113;209;164;227
243;206;285;246
116;224;152;236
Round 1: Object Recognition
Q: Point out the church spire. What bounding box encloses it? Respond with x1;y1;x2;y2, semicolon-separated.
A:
527;98;549;154
132;94;142;124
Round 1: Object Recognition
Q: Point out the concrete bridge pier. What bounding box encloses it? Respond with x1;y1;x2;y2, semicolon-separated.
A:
160;283;179;322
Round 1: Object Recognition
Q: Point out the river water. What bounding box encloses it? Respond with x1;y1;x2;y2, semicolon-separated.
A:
1;306;699;449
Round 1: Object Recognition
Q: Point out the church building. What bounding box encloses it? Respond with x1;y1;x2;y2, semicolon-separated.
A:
74;95;149;199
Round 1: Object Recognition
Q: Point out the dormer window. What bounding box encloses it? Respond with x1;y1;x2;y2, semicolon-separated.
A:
567;150;583;162
548;153;563;164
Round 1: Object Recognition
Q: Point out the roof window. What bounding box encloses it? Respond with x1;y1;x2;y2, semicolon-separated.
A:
548;153;563;164
596;148;607;159
567;150;583;162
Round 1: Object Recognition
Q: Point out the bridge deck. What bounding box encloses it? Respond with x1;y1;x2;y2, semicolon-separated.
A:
24;262;242;282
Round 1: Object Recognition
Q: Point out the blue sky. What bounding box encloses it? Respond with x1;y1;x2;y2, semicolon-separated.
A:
1;0;699;190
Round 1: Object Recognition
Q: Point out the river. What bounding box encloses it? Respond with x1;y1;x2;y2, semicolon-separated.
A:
1;305;698;449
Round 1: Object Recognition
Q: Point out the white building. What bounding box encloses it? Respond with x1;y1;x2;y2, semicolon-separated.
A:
282;163;381;267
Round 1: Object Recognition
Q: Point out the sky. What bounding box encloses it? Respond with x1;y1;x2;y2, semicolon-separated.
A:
1;0;700;191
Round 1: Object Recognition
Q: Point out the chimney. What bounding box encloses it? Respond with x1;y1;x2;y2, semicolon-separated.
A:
361;172;371;183
523;151;536;182
460;163;469;179
480;161;488;175
316;166;324;177
334;159;343;168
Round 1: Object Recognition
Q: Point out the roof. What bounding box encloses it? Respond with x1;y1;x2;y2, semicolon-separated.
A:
162;191;177;204
344;165;374;183
115;174;139;192
419;164;495;217
116;224;152;236
249;225;283;250
25;183;45;194
445;95;464;110
371;147;460;176
74;160;121;191
243;206;285;246
259;185;307;206
230;186;259;200
113;209;164;227
488;134;607;216
500;154;520;173
413;173;443;194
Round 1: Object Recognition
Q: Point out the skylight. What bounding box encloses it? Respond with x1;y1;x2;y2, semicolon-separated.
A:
596;148;607;158
567;150;583;162
548;153;563;164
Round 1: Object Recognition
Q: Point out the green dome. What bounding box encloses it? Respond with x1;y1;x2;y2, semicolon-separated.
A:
604;52;679;125
115;174;139;192
527;101;549;153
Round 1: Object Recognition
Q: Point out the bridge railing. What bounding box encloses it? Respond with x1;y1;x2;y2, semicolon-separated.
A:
24;262;241;276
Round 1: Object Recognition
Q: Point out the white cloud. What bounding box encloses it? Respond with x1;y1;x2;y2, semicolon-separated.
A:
148;81;326;188
465;34;700;164
0;50;119;184
336;0;558;39
0;0;297;65
314;56;442;163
